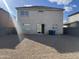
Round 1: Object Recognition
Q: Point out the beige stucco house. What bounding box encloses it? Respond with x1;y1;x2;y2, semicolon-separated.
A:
0;8;14;28
16;6;64;35
64;12;79;36
0;8;15;35
68;12;79;23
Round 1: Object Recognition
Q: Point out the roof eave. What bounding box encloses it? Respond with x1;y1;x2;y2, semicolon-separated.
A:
68;12;79;17
16;6;64;11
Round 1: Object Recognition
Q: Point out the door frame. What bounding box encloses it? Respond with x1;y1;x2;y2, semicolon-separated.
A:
41;24;45;34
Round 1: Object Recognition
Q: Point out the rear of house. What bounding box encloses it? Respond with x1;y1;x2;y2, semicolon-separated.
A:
16;6;64;35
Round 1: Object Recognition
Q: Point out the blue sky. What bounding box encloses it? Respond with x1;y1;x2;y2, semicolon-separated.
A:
0;0;79;22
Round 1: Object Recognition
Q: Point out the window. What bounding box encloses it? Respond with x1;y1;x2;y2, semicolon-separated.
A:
52;27;57;29
52;24;58;30
20;10;29;16
37;24;42;33
24;24;31;30
38;10;44;12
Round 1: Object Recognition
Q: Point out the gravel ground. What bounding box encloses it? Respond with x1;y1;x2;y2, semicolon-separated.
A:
0;34;79;59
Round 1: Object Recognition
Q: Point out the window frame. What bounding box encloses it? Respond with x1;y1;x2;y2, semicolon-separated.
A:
23;24;31;31
20;10;29;16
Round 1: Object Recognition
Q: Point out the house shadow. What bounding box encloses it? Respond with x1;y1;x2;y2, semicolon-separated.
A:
24;34;79;53
0;34;20;49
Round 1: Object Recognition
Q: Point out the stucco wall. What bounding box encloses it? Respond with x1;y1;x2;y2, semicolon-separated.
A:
0;9;16;35
0;10;14;28
17;9;63;34
68;14;79;23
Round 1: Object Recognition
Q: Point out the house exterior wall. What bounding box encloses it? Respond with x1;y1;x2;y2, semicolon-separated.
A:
17;9;63;34
0;9;16;35
0;10;14;28
64;13;79;36
65;27;79;36
68;22;78;27
68;14;79;23
64;21;79;36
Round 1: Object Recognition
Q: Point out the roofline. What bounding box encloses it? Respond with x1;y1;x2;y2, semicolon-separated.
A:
68;12;79;17
16;6;64;11
64;21;79;25
0;8;9;14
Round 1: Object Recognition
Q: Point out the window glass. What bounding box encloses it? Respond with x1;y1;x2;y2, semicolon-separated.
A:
24;24;31;30
38;10;44;12
52;24;58;30
20;11;29;16
37;24;42;33
20;11;24;15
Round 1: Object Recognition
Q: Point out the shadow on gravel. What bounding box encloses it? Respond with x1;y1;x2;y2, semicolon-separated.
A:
0;34;20;49
24;34;79;53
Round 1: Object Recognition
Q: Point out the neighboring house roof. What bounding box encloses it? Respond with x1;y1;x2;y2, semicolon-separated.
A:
68;12;79;17
16;6;64;11
0;8;15;28
0;8;9;14
0;8;16;19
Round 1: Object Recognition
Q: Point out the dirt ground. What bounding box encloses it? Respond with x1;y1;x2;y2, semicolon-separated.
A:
0;34;79;59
